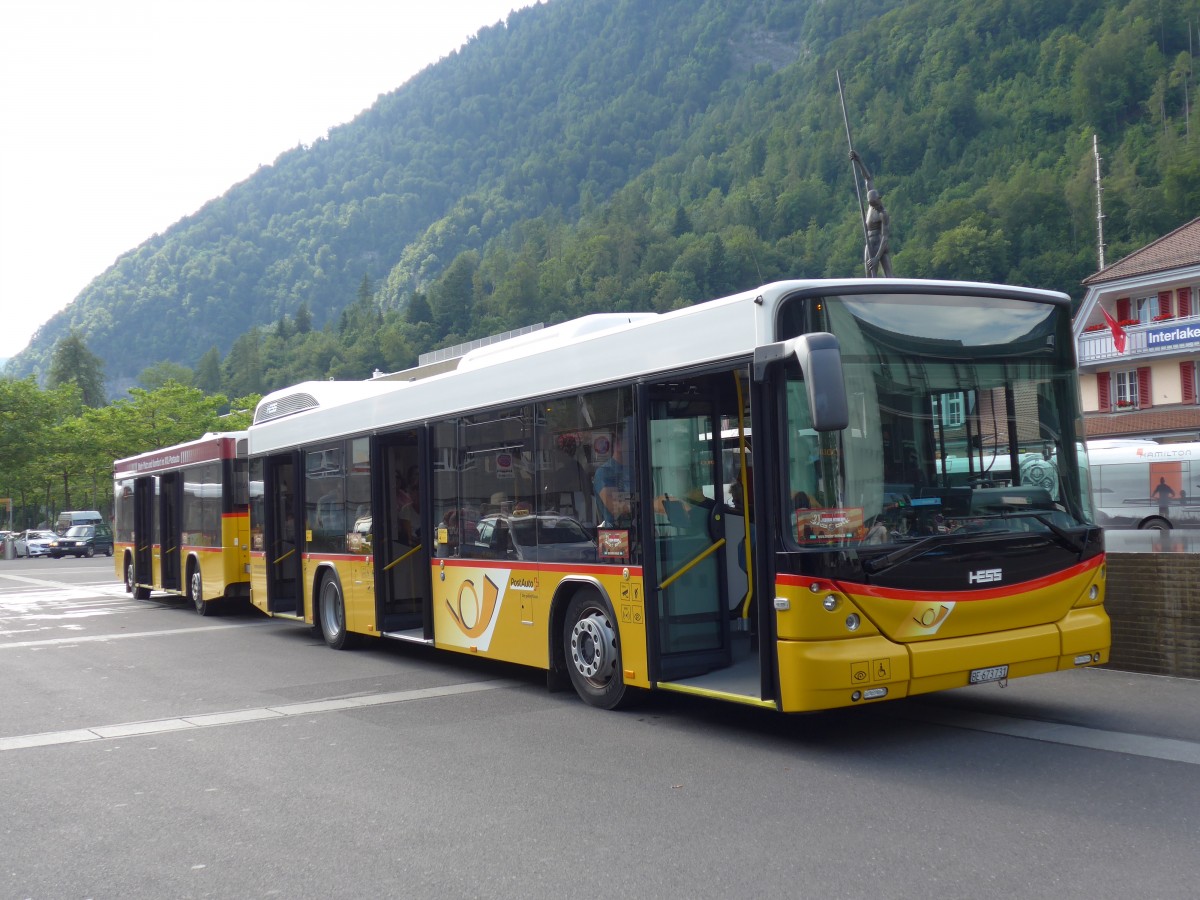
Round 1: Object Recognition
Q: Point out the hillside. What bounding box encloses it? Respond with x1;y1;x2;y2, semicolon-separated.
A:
9;0;1200;395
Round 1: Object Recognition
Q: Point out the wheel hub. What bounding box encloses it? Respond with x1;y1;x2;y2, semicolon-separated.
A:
570;611;616;681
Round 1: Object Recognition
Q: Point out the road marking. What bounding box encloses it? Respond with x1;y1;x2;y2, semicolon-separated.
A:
0;679;515;751
904;706;1200;766
0;573;125;591
0;621;273;649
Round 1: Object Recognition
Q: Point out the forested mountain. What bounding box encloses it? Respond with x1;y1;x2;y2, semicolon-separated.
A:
10;0;1200;396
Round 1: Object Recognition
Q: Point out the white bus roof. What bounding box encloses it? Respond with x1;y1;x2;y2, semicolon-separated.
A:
249;278;1071;455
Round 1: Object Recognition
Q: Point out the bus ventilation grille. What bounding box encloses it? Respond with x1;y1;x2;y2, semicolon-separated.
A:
254;392;319;424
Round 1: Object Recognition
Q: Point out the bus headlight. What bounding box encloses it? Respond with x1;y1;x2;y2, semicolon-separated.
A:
845;613;860;632
823;595;840;611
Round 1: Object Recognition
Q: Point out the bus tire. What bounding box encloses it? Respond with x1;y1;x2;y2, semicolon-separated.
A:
1140;517;1170;533
124;556;134;594
563;590;631;710
190;566;213;616
318;571;351;650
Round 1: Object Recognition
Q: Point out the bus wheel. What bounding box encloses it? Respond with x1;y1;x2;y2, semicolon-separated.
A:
1140;517;1170;533
563;590;629;710
319;572;350;650
124;557;134;594
190;567;212;616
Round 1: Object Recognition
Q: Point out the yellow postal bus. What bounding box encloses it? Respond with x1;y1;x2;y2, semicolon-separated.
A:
246;279;1110;712
113;432;250;615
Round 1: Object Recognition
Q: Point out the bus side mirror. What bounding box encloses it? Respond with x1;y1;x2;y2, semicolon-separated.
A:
753;333;849;432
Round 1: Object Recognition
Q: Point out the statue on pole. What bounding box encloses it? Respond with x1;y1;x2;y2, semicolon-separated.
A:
836;70;894;278
849;150;893;277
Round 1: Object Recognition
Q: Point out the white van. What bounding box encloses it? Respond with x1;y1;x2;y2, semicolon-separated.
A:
56;510;103;535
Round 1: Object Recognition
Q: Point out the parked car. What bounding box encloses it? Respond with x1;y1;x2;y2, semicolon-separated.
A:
472;514;598;562
15;530;57;558
48;524;114;558
55;509;103;534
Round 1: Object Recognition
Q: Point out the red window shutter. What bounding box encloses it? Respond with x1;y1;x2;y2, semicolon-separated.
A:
1179;288;1193;318
1137;367;1152;408
1117;297;1130;321
1097;371;1111;411
1183;361;1197;405
1158;290;1172;317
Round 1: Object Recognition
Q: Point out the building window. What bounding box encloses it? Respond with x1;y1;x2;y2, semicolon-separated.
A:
1114;369;1139;409
933;391;965;427
1135;296;1156;325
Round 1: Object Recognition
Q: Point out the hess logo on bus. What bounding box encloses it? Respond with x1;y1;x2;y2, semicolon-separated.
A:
968;568;1002;585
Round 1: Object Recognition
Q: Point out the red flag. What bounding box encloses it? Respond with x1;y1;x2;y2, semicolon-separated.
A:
1101;306;1127;353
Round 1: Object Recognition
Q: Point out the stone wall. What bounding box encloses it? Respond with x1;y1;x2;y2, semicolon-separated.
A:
1104;553;1200;679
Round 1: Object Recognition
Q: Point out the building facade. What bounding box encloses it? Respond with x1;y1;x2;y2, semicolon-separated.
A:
1074;217;1200;442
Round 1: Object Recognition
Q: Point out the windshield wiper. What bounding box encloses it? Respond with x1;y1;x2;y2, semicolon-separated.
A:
1032;513;1087;555
861;534;947;575
970;510;1086;555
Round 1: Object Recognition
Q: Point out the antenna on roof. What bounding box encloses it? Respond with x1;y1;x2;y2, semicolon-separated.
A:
1093;134;1106;270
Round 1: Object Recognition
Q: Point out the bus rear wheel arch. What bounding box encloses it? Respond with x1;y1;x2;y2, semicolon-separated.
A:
561;588;632;710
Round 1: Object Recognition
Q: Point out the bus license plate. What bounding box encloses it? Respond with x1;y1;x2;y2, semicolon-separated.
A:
969;665;1009;685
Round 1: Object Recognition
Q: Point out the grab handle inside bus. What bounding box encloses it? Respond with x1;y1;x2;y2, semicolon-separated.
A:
752;332;849;431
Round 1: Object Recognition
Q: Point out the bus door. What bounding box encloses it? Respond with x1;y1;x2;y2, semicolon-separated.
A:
647;372;737;681
159;472;182;592
133;476;155;590
373;428;432;638
264;453;303;615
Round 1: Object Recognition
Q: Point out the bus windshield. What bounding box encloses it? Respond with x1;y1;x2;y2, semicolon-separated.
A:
779;291;1094;549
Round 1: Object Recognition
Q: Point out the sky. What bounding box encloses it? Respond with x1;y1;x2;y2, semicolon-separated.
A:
0;0;536;361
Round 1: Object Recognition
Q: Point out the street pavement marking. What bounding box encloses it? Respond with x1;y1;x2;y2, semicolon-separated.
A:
0;622;273;648
0;679;515;751
903;706;1200;766
0;573;127;592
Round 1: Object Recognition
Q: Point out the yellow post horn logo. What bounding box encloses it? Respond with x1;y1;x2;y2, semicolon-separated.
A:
447;575;501;638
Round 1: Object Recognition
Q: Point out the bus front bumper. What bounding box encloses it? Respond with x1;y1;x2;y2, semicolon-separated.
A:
775;607;1111;713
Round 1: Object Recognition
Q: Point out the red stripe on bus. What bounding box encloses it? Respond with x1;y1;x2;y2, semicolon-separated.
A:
777;554;1103;603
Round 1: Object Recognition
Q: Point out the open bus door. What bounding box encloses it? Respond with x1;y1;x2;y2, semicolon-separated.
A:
373;428;433;640
158;471;182;593
132;476;155;599
647;371;749;682
264;452;303;615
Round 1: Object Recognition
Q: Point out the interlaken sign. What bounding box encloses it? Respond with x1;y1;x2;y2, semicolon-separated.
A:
1146;322;1200;349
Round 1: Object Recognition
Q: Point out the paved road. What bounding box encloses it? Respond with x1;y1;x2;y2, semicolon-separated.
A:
2;556;1199;899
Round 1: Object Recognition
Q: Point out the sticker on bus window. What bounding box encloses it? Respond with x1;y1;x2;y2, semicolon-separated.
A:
795;508;865;542
598;528;629;559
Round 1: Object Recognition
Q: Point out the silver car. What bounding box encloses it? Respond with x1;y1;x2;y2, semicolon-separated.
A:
15;530;57;558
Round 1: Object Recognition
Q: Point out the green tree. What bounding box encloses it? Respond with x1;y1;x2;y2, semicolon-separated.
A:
405;292;434;324
47;332;106;407
222;329;264;398
193;347;223;393
430;251;480;338
90;383;232;459
137;360;194;390
294;301;313;334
